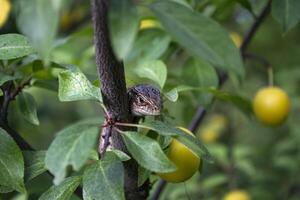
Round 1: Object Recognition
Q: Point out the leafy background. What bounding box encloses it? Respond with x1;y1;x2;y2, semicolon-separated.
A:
0;0;300;199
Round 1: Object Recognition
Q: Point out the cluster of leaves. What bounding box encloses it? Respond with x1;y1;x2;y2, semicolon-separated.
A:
0;0;300;199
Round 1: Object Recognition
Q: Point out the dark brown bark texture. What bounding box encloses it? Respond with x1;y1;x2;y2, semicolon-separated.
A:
91;0;149;199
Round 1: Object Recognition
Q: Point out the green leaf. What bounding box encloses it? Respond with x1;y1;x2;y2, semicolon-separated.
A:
234;0;255;16
182;58;218;105
110;150;131;161
0;72;21;86
45;121;99;185
17;92;40;125
207;88;253;115
39;176;81;200
16;0;59;64
0;128;25;193
131;120;213;162
121;131;176;173
138;166;151;187
134;60;167;89
108;0;139;60
23;151;46;182
150;1;244;79
164;87;179;102
272;0;300;33
83;153;125;200
58;69;102;102
0;186;14;193
0;34;35;60
125;29;171;63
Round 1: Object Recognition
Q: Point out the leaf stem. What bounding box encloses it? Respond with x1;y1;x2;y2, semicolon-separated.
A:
268;65;274;87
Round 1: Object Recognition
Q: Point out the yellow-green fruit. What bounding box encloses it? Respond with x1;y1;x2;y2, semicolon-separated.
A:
223;190;251;200
0;0;11;28
253;87;290;126
157;127;201;183
199;114;227;143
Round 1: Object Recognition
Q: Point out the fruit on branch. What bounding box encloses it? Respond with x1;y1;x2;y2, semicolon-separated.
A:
0;0;11;28
253;87;290;126
198;114;227;143
157;127;201;183
223;190;251;200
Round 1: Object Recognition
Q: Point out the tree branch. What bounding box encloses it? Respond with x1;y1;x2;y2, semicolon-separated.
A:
151;1;272;199
91;0;149;198
240;0;272;55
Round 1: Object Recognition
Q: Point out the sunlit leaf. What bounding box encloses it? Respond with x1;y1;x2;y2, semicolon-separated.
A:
121;131;176;173
125;120;213;162
0;128;25;193
83;153;125;200
151;1;244;80
39;176;81;200
0;34;35;60
134;60;167;89
45;121;99;185
23;151;46;182
17;92;39;125
58;69;102;102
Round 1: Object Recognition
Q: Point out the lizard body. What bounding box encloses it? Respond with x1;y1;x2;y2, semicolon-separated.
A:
99;84;163;155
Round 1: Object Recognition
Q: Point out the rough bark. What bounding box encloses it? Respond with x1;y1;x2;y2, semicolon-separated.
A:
91;0;148;199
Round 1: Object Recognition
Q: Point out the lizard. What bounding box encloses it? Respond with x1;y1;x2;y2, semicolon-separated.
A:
99;84;163;156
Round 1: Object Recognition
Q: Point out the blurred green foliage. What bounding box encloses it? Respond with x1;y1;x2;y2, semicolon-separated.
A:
0;0;300;199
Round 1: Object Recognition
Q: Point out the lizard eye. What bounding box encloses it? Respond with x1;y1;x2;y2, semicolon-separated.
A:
137;97;147;105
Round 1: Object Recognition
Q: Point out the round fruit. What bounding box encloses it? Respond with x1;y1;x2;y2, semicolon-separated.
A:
223;190;251;200
0;0;11;28
199;114;227;143
253;87;290;126
157;127;201;183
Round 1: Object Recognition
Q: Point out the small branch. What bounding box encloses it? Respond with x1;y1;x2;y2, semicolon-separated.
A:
243;53;271;67
240;0;272;55
188;107;207;133
151;180;167;200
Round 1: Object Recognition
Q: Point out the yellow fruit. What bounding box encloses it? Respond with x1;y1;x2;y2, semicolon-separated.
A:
139;19;158;30
253;87;290;126
198;114;227;143
223;190;251;200
0;0;11;28
157;127;201;183
211;114;227;129
230;32;242;47
200;128;220;143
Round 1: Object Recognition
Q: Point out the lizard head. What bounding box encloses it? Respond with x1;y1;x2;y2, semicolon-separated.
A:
128;84;162;116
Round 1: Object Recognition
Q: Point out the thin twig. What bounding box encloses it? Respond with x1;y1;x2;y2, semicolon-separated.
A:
243;53;271;67
240;0;272;54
